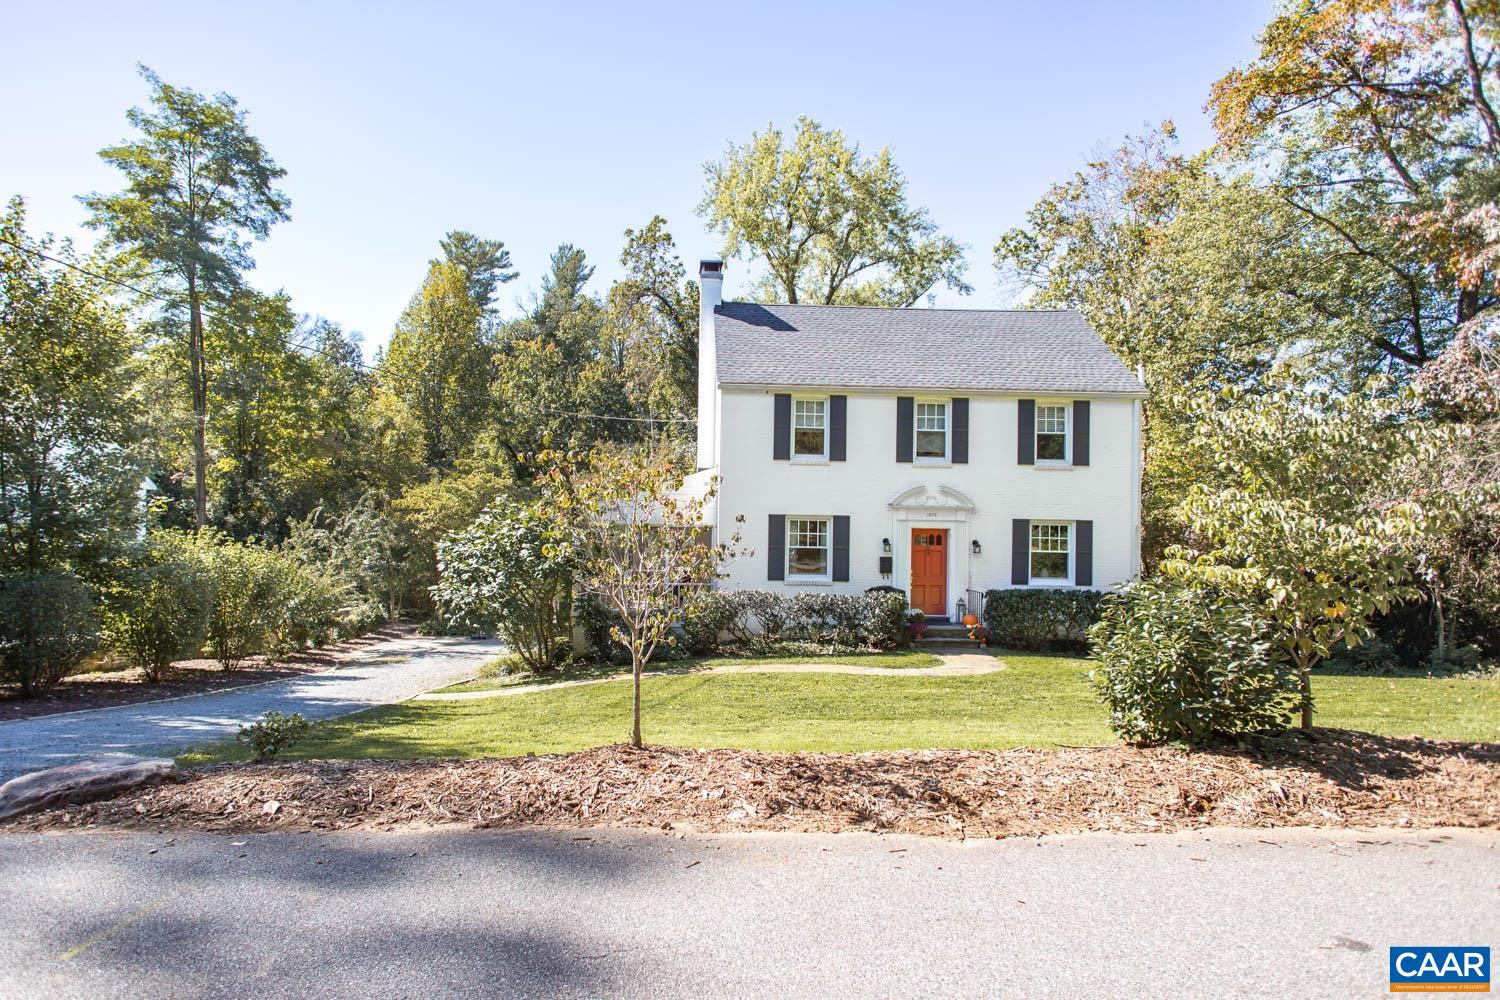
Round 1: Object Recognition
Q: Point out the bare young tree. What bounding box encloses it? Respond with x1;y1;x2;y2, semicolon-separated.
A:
543;447;742;748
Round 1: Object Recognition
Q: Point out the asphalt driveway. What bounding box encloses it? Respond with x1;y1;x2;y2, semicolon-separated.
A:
0;634;501;781
1;826;1493;999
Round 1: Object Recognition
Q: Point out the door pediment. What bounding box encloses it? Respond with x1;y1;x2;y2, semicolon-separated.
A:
888;484;976;512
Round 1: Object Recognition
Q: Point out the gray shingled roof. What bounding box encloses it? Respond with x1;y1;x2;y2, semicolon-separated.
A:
714;302;1146;394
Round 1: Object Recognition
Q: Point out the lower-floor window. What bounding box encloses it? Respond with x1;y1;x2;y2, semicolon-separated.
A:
788;517;830;578
1030;522;1070;582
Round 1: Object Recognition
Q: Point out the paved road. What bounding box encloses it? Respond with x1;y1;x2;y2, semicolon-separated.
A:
0;635;502;781
1;826;1493;999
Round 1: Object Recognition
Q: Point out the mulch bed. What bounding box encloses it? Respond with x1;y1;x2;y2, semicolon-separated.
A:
0;624;416;722
10;730;1497;838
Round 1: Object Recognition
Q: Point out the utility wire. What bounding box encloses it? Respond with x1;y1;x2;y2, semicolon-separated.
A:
1;235;696;425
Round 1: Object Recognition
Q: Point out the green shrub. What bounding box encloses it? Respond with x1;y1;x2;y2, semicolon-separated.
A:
0;573;99;695
787;593;864;647
101;538;212;682
1426;644;1496;677
982;588;1104;651
741;591;791;646
861;590;910;649
236;710;311;762
434;497;572;673
1090;578;1299;744
680;590;738;655
1322;637;1404;675
194;536;284;670
271;562;345;656
575;595;630;665
336;600;388;639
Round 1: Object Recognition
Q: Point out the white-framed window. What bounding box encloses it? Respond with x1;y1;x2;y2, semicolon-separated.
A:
1030;522;1071;583
787;517;831;579
1036;403;1069;463
793;397;827;460
915;401;949;461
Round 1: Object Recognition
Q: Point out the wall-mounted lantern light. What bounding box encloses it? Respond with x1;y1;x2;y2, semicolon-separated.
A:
971;539;982;555
882;537;891;554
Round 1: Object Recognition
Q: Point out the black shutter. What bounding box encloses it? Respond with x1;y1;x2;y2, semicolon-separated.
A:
832;515;850;582
952;397;969;463
768;514;785;581
1011;519;1030;586
895;397;914;462
1018;399;1035;465
1075;520;1094;587
1073;400;1090;467
773;394;791;461
829;395;847;462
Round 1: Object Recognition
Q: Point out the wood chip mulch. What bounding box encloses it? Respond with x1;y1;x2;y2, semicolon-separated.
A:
11;730;1498;838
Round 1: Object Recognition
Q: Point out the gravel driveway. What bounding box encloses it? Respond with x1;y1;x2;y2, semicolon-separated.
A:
0;635;502;781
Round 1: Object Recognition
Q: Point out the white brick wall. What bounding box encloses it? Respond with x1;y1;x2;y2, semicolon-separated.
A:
712;387;1141;615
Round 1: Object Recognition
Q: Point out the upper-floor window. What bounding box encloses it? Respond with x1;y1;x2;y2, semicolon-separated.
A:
1030;522;1071;583
793;398;827;459
1036;403;1069;463
915;401;949;462
787;517;830;579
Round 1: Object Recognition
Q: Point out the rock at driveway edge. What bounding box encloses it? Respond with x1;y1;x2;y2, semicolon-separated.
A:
0;758;178;822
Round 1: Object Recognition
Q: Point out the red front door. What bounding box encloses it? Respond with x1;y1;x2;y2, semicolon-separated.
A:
910;529;948;616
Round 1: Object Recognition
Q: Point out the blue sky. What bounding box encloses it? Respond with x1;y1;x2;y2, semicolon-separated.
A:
3;0;1271;359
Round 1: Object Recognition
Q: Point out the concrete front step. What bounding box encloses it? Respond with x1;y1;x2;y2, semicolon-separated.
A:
916;639;985;652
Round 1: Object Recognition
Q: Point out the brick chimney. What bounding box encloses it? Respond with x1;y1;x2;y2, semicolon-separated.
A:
697;260;724;470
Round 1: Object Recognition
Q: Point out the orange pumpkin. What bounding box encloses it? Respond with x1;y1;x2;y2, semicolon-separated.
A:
962;613;979;626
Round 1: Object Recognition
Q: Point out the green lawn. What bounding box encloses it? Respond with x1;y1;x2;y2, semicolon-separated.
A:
440;649;945;695
1314;672;1499;739
183;656;1500;765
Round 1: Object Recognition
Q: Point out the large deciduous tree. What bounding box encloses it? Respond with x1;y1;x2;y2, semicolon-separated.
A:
1209;0;1500;367
490;245;634;473
379;260;491;471
82;65;289;530
207;295;368;539
700;117;970;306
0;198;146;577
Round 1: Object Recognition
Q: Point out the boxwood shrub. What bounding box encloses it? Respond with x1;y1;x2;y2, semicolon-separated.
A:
982;588;1104;651
674;589;913;655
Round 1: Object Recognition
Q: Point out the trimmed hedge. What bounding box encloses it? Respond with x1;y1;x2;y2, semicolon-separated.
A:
982;588;1104;652
672;589;912;657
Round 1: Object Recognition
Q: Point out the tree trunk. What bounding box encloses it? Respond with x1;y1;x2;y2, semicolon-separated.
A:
1433;593;1448;657
1458;285;1481;326
631;649;643;748
1298;662;1313;731
187;269;209;531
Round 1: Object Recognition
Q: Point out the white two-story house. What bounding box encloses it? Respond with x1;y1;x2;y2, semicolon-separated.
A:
693;260;1146;620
